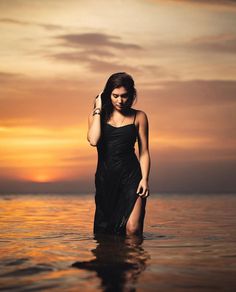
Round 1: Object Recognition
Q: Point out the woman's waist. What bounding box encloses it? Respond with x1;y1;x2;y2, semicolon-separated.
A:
110;149;136;158
98;146;136;158
97;152;139;168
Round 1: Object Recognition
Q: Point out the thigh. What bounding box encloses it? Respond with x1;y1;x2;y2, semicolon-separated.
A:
126;196;147;229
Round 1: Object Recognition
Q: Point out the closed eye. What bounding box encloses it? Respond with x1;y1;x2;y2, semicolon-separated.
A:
112;94;128;98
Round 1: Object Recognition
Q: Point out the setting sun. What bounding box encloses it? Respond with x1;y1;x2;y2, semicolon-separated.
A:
31;174;53;183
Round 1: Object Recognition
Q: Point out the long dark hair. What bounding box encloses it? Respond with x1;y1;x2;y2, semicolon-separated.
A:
94;72;137;124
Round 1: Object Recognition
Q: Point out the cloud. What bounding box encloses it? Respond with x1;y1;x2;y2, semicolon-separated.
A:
0;72;24;85
172;0;236;6
48;50;115;63
141;65;179;79
0;74;92;126
141;79;236;107
84;59;141;74
140;79;236;143
54;33;143;50
146;0;236;10
156;80;236;106
188;33;236;54
1;75;236;143
0;17;64;30
48;51;141;74
151;33;236;55
45;32;145;74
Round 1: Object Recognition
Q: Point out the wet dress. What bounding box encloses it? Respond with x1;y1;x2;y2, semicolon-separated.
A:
93;109;142;235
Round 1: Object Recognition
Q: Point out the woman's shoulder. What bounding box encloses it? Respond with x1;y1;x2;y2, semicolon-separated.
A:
132;109;148;129
133;109;148;120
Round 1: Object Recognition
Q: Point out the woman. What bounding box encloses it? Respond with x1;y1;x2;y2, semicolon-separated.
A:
87;72;151;236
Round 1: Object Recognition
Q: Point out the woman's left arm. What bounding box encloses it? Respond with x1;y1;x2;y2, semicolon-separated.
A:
136;110;151;198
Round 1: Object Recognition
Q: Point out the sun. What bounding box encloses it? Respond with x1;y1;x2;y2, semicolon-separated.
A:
33;174;52;183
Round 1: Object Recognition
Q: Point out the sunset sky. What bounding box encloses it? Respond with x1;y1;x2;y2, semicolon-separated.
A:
0;0;236;194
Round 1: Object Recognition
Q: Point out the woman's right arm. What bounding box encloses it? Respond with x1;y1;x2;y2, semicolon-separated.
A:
87;92;102;146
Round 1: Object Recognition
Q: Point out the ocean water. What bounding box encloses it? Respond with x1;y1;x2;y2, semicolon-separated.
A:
0;193;235;291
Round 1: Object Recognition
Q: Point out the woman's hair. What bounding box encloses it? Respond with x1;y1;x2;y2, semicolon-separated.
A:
95;72;137;124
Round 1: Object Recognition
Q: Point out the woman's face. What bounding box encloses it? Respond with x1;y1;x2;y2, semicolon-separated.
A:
110;86;129;111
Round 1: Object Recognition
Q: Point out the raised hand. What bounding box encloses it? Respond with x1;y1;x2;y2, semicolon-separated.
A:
94;91;103;110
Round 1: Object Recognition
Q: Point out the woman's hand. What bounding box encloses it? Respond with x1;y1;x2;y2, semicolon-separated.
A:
94;91;103;110
136;178;150;198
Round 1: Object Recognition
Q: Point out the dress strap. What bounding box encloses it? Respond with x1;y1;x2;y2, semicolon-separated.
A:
133;110;137;124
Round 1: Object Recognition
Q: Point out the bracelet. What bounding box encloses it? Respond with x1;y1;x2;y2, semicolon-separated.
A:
93;108;101;114
93;111;101;116
94;107;101;112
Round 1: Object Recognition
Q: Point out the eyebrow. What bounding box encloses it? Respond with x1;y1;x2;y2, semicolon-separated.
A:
112;93;128;96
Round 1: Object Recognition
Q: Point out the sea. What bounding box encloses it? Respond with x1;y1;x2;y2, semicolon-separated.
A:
0;193;235;291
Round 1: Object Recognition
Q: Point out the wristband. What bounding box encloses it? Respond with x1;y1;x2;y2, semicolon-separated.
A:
93;108;101;112
93;111;101;116
94;107;101;112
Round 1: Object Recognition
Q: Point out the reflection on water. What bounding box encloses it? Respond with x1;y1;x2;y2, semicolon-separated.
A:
72;233;150;291
0;193;236;291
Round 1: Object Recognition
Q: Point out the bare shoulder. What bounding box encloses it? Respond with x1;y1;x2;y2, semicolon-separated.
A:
134;109;148;126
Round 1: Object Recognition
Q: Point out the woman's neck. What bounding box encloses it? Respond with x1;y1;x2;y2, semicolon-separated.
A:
112;107;132;116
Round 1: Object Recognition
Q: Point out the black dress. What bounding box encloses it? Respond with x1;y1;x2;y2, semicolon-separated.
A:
93;109;142;235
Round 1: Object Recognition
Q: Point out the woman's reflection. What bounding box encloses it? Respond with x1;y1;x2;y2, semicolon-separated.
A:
72;233;150;291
